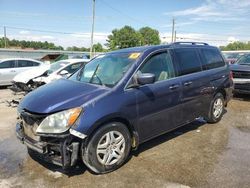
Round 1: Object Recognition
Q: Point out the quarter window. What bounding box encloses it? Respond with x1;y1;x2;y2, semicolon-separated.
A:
139;52;175;82
0;60;15;69
175;48;202;75
201;48;225;69
62;62;84;74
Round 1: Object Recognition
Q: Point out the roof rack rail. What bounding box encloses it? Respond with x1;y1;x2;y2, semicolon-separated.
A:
172;42;209;46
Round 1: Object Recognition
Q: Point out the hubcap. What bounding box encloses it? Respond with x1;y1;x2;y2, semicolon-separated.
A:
213;98;223;118
96;131;125;166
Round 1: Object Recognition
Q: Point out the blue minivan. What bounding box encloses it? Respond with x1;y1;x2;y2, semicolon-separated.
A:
16;42;233;174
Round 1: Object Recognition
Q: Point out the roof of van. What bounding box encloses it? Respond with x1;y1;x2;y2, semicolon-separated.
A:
109;42;217;54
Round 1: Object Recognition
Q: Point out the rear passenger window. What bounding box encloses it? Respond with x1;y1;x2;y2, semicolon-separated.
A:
17;60;39;67
175;48;202;76
32;62;40;66
17;60;31;67
139;52;175;82
201;48;225;70
0;60;15;69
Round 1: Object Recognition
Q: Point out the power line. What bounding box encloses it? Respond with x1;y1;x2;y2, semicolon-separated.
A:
177;29;250;38
164;35;248;42
0;25;109;37
98;0;149;26
2;25;249;44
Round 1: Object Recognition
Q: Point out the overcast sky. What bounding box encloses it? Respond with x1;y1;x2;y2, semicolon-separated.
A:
0;0;250;48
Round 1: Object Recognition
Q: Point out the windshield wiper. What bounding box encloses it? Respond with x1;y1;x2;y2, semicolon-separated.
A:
89;64;104;86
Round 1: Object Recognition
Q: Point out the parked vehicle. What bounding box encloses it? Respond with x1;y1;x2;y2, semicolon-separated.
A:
11;59;89;92
230;53;250;94
223;52;242;64
70;53;90;60
0;58;44;86
16;42;233;174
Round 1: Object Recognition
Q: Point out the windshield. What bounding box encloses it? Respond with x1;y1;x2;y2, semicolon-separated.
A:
69;52;140;87
48;61;70;74
236;54;250;65
223;53;240;59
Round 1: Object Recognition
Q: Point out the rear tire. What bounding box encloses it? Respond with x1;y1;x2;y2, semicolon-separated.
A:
205;93;225;123
81;122;131;174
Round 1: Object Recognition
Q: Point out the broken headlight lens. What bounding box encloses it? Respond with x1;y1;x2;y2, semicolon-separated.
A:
36;107;82;134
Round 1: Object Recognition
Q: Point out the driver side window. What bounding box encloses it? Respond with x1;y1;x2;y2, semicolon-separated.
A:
138;52;175;82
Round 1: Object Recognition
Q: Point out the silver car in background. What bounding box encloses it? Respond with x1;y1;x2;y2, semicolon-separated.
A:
0;58;44;86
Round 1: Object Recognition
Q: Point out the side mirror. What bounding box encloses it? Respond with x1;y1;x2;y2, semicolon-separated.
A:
137;73;155;85
59;70;69;76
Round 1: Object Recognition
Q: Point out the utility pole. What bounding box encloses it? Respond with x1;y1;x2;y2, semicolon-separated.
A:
174;30;177;42
171;18;175;43
90;0;96;58
4;26;7;48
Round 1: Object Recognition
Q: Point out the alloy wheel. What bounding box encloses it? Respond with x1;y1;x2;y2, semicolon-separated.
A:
213;98;223;118
96;131;125;166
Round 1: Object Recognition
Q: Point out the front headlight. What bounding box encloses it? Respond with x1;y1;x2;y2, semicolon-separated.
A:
36;107;82;134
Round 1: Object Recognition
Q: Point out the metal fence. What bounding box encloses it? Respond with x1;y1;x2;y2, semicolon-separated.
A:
0;48;93;60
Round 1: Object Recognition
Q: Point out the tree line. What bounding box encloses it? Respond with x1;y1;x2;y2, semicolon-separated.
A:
1;25;250;51
0;37;64;50
0;26;161;52
220;42;250;51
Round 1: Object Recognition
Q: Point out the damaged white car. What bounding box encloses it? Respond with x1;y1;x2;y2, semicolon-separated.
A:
11;59;89;93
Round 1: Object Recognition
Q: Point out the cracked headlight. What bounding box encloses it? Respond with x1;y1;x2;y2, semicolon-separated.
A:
36;107;82;134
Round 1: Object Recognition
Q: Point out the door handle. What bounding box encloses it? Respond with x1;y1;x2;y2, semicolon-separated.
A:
184;81;193;86
10;70;16;72
169;84;180;90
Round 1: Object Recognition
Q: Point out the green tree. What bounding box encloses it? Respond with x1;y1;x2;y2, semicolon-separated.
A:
66;46;90;51
220;42;250;51
106;25;141;50
92;43;104;52
0;37;64;50
0;37;5;48
139;27;161;45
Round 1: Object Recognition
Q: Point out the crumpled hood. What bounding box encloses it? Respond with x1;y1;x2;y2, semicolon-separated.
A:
230;64;250;72
19;79;109;114
13;65;50;84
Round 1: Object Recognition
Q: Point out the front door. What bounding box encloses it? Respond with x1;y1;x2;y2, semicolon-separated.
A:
0;60;16;85
132;51;182;142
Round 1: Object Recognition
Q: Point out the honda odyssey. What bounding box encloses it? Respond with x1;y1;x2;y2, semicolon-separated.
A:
16;42;233;174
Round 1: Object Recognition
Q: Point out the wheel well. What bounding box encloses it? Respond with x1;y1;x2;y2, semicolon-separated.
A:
215;89;228;107
217;89;226;100
88;117;139;149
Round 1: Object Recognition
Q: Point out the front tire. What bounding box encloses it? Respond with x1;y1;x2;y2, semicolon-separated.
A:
205;93;225;123
81;122;131;174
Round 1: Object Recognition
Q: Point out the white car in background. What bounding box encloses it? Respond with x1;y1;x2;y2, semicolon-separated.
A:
0;58;44;86
11;59;89;92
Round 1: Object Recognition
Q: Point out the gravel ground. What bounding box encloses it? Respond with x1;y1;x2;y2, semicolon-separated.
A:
0;88;249;188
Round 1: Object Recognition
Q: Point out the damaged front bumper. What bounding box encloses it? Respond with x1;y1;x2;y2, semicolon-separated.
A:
16;122;83;168
10;82;34;93
10;81;45;93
